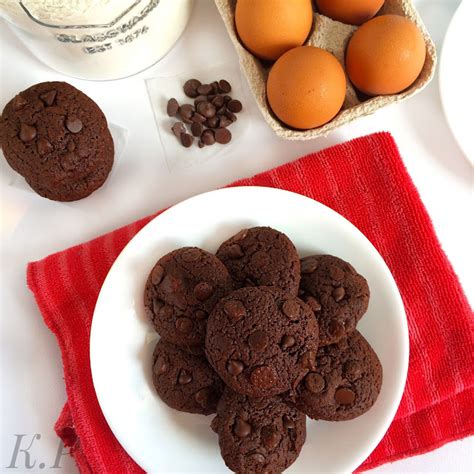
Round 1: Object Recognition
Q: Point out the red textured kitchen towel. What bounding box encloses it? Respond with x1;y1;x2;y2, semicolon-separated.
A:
27;132;473;473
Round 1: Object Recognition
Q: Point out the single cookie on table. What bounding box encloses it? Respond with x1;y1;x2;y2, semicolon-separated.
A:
216;227;301;296
212;388;306;474
205;286;319;397
0;81;114;201
152;339;224;415
144;247;234;348
294;330;382;421
299;255;370;346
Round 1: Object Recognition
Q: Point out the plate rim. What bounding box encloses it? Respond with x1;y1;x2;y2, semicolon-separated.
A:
90;186;409;473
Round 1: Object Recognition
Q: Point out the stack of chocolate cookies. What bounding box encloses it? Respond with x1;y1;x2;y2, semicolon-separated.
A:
144;227;382;473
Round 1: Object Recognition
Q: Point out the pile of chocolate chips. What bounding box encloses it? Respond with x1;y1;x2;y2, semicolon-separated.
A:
167;79;243;148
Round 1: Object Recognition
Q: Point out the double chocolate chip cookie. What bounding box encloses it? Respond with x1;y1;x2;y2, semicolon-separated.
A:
216;227;301;296
144;247;234;350
299;255;370;345
0;81;114;201
294;331;382;421
152;339;224;415
205;286;319;397
213;388;306;474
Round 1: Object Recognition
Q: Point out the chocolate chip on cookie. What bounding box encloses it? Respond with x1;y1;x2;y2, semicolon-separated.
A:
299;255;370;345
152;339;224;415
212;388;306;474
216;227;301;296
144;247;234;348
205;286;319;397
294;330;382;421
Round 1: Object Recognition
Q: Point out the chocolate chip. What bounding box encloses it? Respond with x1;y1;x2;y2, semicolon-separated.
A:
249;453;265;464
224;110;237;122
328;321;345;338
197;101;216;118
194;309;207;320
197;83;213;95
305;296;321;312
159;304;173;319
282;299;300;320
333;286;345;302
179;104;194;121
60;152;77;171
171;121;186;138
329;265;345;281
233;418;251;438
224;95;232;103
217;105;227;115
280;335;296;349
225;243;243;259
193;282;214;301
40;90;57;106
198;140;205;148
12;94;27;110
195;387;214;408
190;122;203;137
218;79;232;93
335;387;356;405
181;132;194;148
344;360;362;382
248;330;269;352
224;299;246;320
167;98;179;116
182;248;201;262
215;128;231;144
301;257;318;273
218;116;232;128
212;81;220;94
183;79;201;98
211;95;225;108
234;229;248;241
227;359;244;375
37;137;53;156
176;317;193;333
194;95;207;106
178;369;192;385
191;112;206;123
250;366;277;389
67;141;76;152
211;416;219;433
250;250;268;266
19;123;37;142
201;129;215;145
299;351;316;370
227;99;242;113
205;115;219;128
154;356;168;375
151;264;165;285
153;299;163;315
305;372;325;393
160;274;181;293
262;425;280;449
282;415;295;430
66;116;83;134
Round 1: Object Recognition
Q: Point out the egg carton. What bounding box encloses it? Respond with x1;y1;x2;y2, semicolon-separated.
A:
214;0;437;140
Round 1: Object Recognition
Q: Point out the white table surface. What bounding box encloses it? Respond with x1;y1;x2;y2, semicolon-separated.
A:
0;1;472;472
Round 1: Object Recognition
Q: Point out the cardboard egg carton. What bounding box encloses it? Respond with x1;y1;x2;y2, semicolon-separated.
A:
215;0;437;140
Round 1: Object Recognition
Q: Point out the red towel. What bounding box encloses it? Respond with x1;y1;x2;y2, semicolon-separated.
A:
27;132;473;473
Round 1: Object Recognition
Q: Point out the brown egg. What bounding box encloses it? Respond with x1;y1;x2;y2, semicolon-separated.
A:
316;0;385;25
267;46;346;129
346;15;426;96
235;0;313;61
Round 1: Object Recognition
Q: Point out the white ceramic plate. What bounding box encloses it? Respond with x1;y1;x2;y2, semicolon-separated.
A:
90;187;408;473
439;0;474;164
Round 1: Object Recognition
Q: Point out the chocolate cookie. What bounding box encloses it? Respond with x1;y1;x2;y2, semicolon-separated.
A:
205;286;319;397
0;81;114;201
144;247;234;348
152;339;224;415
216;227;301;296
299;255;370;345
213;389;306;474
294;331;382;421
